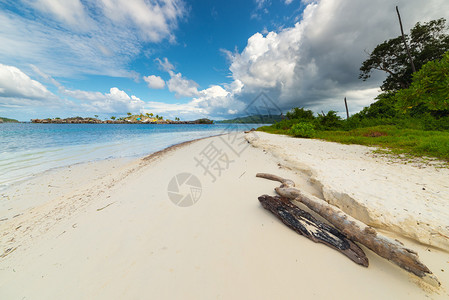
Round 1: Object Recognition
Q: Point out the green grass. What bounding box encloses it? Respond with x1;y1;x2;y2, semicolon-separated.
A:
257;125;290;135
258;125;449;162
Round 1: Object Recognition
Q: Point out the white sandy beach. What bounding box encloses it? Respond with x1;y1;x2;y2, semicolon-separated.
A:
0;132;448;299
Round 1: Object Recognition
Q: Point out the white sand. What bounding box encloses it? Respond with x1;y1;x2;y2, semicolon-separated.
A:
0;132;448;299
247;132;449;251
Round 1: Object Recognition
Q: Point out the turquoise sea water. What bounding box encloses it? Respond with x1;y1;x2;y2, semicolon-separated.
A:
0;123;259;189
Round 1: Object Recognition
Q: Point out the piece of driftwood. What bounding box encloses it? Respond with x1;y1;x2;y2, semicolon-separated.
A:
256;173;440;287
259;195;368;267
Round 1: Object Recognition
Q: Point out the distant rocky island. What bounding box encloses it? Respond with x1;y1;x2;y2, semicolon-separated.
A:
3;114;282;125
31;115;213;124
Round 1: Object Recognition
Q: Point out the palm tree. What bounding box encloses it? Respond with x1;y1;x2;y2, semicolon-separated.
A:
111;116;116;120
127;112;132;117
149;113;154;117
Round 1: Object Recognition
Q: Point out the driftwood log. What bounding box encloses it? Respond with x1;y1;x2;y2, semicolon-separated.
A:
256;173;440;287
259;195;368;267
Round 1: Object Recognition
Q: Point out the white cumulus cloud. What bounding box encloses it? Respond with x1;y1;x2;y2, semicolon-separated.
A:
142;101;206;120
156;57;200;98
211;0;449;117
0;64;57;106
192;84;246;116
229;25;302;92
143;75;165;89
62;87;145;113
167;72;199;98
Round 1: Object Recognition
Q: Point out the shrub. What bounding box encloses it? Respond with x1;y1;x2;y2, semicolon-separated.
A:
272;118;302;130
289;122;316;138
315;111;343;130
357;92;399;119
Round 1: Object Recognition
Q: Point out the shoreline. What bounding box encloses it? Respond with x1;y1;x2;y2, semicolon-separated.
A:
1;132;448;299
0;133;226;220
0;123;244;190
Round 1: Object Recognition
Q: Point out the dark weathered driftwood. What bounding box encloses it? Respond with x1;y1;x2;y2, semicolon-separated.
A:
256;173;440;287
259;195;368;267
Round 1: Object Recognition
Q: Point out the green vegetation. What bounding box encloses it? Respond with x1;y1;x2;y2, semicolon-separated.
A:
196;118;214;124
360;18;449;92
260;119;449;161
316;126;449;161
395;52;449;113
259;18;449;162
217;114;283;124
0;117;19;123
289;122;315;138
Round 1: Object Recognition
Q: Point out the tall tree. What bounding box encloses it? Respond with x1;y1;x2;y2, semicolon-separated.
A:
395;51;449;115
360;18;449;92
286;107;315;120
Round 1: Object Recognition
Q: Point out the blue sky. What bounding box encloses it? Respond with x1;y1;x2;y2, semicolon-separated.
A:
0;0;448;121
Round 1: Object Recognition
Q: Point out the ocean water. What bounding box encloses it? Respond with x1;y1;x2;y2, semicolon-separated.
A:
0;123;259;189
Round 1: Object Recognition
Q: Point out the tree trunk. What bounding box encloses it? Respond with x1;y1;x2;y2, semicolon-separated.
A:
396;6;416;73
256;173;440;287
344;97;350;120
259;195;369;267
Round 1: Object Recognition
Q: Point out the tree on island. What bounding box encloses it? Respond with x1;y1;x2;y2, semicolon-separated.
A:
360;18;449;92
111;116;116;120
127;112;132;117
